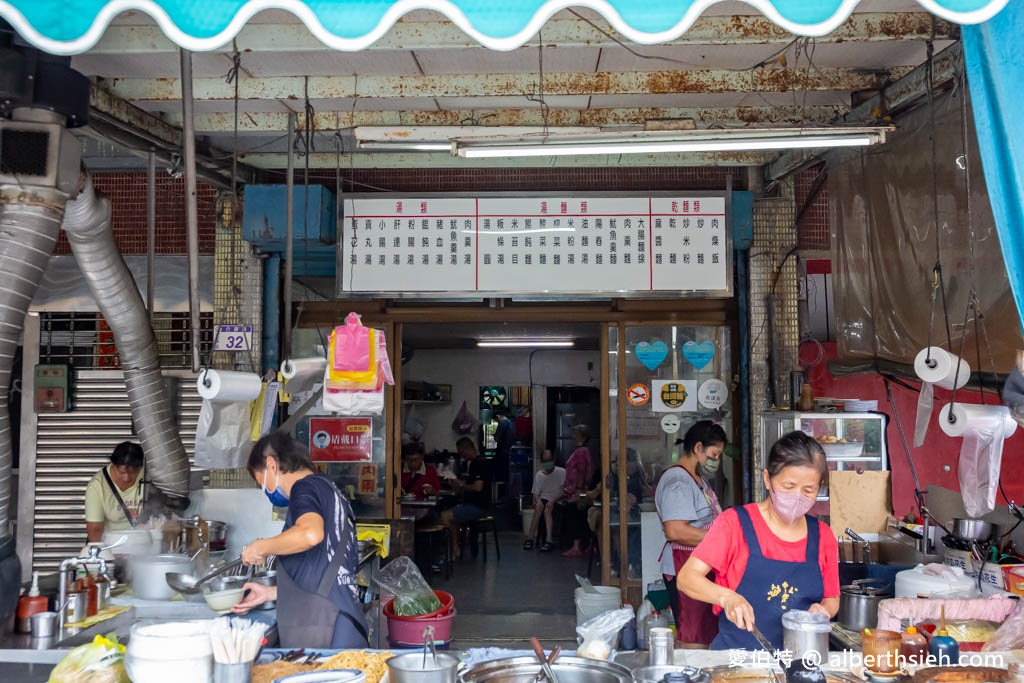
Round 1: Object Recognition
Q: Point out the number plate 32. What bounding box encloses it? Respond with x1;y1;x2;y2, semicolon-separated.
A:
213;324;253;352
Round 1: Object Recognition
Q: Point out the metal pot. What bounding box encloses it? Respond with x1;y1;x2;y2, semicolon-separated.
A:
952;518;995;542
388;652;459;683
463;657;632;683
837;578;891;631
130;554;193;601
782;610;830;664
181;518;228;552
252;570;277;611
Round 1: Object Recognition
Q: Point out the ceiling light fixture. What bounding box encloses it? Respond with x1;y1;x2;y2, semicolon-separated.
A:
358;141;453;152
477;339;575;348
456;131;885;159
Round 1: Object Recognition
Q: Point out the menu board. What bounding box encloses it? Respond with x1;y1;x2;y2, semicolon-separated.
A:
337;194;729;296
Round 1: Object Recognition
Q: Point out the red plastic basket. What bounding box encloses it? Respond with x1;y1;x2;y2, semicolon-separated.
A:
383;590;454;621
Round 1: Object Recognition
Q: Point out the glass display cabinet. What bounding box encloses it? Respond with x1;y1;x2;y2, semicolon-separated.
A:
759;411;889;501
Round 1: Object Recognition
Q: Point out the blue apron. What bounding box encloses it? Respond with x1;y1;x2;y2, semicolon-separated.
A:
711;505;823;651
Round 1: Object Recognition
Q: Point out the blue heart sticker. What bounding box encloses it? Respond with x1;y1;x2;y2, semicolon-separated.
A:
682;341;716;370
635;341;668;371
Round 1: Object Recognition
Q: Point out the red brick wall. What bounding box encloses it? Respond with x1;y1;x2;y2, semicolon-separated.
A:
54;173;218;255
795;164;829;251
269;166;748;193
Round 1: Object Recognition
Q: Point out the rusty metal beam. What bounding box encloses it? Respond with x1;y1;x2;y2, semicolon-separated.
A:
765;42;962;181
83;13;957;54
104;67;907;102
237;150;771;169
86;84;260;185
171;105;849;132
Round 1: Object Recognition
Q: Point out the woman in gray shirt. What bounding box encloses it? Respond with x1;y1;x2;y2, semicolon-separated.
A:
654;420;727;647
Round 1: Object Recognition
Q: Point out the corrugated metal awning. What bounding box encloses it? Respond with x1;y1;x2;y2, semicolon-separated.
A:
1;0;1008;55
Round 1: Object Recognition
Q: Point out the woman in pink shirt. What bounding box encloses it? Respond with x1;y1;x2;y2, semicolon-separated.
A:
561;425;595;558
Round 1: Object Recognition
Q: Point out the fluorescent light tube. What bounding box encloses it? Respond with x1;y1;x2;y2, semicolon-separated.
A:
458;134;877;158
477;340;575;348
359;141;453;152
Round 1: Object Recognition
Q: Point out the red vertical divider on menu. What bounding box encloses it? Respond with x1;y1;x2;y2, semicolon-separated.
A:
648;197;654;290
475;197;480;291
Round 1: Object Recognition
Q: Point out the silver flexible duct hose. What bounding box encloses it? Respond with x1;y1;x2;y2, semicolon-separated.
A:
0;187;68;538
63;179;190;502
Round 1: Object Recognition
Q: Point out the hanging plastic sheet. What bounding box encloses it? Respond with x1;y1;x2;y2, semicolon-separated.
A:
939;402;1017;517
829;88;1023;370
194;369;262;469
322;325;394;416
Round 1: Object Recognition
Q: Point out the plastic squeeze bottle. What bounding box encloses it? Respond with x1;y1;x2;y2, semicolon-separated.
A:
16;572;48;633
900;626;928;667
928;608;959;666
620;603;638;650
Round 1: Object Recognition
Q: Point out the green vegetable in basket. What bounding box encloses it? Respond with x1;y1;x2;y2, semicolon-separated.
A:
394;592;442;616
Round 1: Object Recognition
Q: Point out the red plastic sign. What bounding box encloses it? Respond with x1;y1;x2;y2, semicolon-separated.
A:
309;417;373;462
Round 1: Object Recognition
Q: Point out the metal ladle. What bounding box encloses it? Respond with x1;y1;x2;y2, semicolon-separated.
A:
166;557;243;595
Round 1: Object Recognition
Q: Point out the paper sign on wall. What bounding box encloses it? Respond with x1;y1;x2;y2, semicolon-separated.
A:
309;416;373;461
358;463;378;495
652;380;698;412
698;379;729;409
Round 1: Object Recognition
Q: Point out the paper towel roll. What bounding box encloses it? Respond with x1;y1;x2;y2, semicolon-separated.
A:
915;347;971;390
281;357;327;395
196;369;262;402
939;402;1017;439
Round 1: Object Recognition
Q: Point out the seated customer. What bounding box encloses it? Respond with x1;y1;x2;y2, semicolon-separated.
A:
441;437;492;558
524;449;565;551
401;442;441;500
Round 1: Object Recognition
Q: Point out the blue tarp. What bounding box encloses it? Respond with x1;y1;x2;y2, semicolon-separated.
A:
0;0;1010;55
963;3;1024;333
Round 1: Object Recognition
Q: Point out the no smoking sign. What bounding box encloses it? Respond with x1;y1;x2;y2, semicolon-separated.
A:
626;383;650;406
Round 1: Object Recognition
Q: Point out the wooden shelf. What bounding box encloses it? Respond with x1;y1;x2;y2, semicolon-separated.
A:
402;399;451;405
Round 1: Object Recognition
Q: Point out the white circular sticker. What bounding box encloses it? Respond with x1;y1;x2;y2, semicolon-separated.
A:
660;414;682;434
698;379;729;409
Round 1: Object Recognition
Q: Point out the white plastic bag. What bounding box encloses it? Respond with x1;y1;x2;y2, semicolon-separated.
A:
576;606;634;660
194;400;252;469
404;405;426;441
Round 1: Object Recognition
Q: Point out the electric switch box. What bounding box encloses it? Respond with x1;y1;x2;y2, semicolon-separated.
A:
34;364;71;413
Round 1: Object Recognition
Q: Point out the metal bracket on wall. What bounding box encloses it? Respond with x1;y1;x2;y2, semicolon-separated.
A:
278;387;323;435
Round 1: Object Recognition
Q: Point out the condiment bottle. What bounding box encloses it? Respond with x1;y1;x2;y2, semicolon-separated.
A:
799;384;815;411
81;572;98;617
643;610;669;650
929;608;959;666
900;626;928;667
15;572;48;633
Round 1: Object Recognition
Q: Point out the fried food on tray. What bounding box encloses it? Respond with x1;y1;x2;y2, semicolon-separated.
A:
252;650;393;683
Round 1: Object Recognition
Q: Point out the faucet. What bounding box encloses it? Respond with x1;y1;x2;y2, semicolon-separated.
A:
57;545;108;630
845;528;872;565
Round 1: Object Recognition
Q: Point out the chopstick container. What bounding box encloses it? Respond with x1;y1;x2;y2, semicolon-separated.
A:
213;661;252;683
387;651;460;683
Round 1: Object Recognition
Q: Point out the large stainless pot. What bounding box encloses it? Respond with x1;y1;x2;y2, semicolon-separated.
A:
131;554;193;601
181;519;228;552
952;518;995;542
462;657;632;683
837;578;891;631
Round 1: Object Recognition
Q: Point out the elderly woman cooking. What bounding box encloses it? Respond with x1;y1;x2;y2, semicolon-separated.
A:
232;432;367;649
677;431;839;650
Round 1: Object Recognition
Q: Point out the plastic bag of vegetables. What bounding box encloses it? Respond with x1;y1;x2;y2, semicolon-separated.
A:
375;556;441;616
48;633;129;683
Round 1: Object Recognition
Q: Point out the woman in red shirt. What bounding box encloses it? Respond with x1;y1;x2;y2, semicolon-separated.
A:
677;431;839;651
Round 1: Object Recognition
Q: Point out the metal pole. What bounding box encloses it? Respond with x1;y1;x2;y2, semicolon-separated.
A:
180;48;201;373
146;150;156;321
283;111;295;361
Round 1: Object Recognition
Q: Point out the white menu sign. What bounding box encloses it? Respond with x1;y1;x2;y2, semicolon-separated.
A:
338;194;729;296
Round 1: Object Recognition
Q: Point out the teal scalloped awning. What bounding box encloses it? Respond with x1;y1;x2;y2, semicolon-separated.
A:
0;0;1010;55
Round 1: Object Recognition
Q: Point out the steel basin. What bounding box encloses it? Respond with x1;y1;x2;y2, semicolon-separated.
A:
462;657;632;683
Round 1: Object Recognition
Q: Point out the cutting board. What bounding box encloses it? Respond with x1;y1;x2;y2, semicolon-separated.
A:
828;470;893;534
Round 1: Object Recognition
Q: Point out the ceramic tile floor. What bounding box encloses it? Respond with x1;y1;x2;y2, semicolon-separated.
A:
426;530;591;650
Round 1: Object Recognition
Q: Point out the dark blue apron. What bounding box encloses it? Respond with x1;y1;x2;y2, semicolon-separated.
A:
711;505;823;651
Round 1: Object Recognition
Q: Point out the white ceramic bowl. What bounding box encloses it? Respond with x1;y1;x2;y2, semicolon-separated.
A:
204;588;244;612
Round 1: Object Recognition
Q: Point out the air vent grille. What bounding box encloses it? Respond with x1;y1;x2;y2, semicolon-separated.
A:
0;128;50;176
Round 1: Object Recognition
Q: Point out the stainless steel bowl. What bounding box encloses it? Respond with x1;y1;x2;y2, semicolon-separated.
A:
952;518;995;542
463;656;632;683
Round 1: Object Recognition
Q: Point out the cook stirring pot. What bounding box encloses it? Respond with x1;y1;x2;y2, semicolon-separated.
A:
837;578;891;631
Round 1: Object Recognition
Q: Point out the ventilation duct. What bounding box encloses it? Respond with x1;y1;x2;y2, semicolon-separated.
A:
62;180;191;506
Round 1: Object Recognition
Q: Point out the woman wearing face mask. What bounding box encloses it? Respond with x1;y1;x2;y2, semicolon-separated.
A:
654;420;727;647
677;431;838;651
232;432;367;648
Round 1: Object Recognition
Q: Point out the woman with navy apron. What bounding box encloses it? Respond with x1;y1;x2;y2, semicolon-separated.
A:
233;433;368;649
655;421;726;647
677;431;839;650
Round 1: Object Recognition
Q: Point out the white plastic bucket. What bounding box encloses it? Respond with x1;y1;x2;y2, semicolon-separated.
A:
521;509;534;536
574;585;622;627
